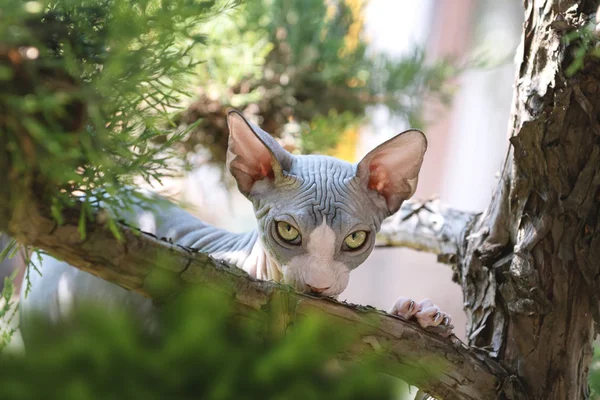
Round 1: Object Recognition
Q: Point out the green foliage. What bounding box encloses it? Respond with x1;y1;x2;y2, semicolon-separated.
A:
0;270;18;353
1;0;455;215
3;288;408;399
1;0;237;348
301;110;361;154
564;19;600;77
590;346;600;399
0;0;236;222
176;0;456;162
0;238;19;352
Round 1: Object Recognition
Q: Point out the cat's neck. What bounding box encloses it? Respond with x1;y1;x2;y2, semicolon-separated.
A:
178;228;282;282
238;238;283;282
167;225;281;281
123;194;283;282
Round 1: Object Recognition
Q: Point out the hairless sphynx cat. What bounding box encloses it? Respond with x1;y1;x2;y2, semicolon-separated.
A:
19;110;453;338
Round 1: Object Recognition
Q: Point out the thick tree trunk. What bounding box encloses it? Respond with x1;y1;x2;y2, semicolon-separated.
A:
458;1;600;398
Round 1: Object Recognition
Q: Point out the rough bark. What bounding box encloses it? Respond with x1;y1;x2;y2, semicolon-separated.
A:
0;191;512;400
456;1;600;399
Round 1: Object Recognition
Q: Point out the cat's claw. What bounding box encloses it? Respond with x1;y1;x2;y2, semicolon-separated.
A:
389;297;454;337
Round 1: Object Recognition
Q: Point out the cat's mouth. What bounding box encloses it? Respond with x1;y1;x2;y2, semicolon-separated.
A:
303;284;333;296
282;272;349;298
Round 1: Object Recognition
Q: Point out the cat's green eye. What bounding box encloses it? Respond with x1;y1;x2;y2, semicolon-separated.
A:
344;230;367;250
276;221;300;243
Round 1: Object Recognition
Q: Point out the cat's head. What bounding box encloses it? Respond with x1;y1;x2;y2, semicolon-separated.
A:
226;110;427;297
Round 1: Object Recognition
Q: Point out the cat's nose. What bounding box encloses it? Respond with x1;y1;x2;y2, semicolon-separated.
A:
306;284;330;294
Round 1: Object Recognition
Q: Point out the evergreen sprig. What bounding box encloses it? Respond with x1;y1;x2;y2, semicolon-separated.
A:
4;288;408;399
0;0;236;224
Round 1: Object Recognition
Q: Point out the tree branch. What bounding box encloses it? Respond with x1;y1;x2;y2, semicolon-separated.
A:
2;191;515;400
376;200;477;264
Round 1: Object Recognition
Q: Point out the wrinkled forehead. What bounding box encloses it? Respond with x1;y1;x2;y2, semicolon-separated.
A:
278;155;383;230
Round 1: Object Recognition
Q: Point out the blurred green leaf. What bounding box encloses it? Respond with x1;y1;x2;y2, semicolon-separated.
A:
5;288;412;399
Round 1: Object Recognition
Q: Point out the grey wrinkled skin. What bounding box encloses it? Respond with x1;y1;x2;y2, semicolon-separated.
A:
19;110;428;338
249;154;389;296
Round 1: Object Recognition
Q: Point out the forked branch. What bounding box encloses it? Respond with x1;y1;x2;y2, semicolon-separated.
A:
377;200;477;264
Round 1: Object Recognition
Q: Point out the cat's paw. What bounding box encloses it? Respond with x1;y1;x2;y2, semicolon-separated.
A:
389;297;454;337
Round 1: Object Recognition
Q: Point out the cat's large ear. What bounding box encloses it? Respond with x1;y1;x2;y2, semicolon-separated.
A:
356;130;427;214
226;110;293;197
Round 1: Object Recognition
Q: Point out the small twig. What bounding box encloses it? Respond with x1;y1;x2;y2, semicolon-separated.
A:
376;199;478;262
